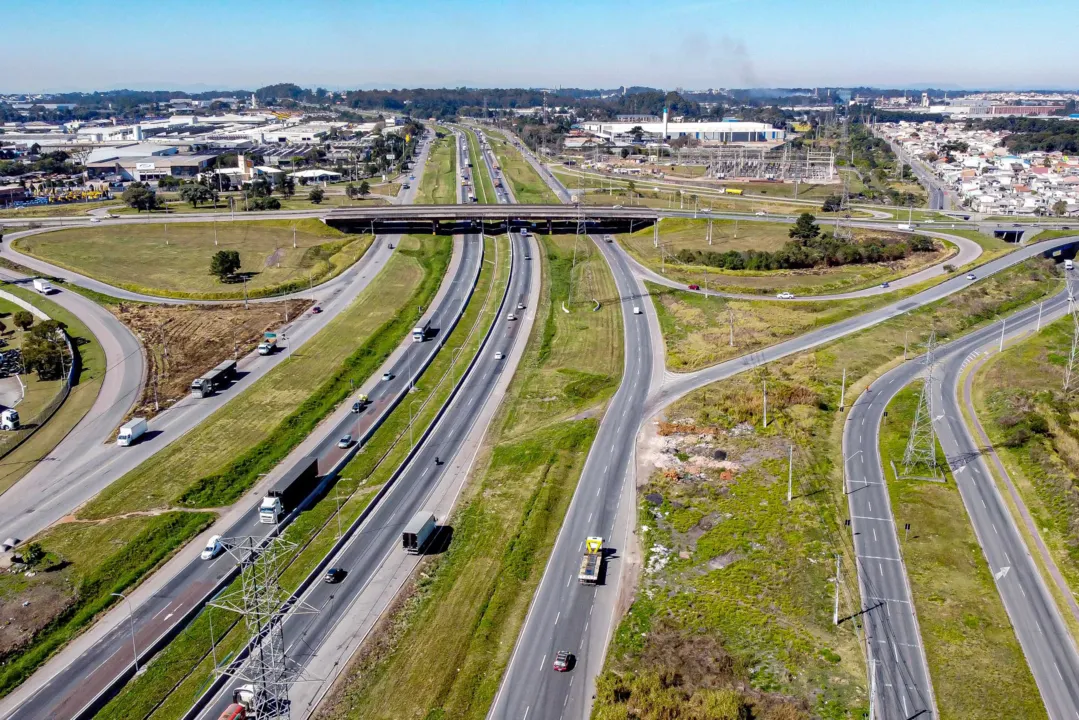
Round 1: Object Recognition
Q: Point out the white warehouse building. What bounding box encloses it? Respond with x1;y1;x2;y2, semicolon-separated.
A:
580;110;783;146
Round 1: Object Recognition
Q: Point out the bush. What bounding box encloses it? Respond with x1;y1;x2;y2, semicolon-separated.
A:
247;196;281;211
12;310;33;330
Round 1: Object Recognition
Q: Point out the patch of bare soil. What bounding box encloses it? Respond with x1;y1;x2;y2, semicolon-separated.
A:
0;568;74;658
111;299;311;418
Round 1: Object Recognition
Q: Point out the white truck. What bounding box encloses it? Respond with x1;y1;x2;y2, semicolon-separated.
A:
1066;259;1075;271
412;320;429;343
259;456;319;524
117;418;147;446
32;278;52;294
402;511;437;554
897;223;913;231
0;409;19;431
217;684;259;720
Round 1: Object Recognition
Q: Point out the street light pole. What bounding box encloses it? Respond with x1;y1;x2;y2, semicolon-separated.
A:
111;592;139;673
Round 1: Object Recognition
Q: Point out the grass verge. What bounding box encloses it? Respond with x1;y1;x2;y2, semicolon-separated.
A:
879;385;1045;720
464;128;497;204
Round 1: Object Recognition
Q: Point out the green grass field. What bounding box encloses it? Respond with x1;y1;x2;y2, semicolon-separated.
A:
416;132;458;204
15;219;373;300
621;217;954;294
485;131;560;204
0;200;119;218
315;233;623;719
880;385;1045;720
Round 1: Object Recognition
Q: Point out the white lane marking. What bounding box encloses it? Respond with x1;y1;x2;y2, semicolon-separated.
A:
555;611;560;625
863;555;903;562
878;562;883;577
853;515;895;523
993;524;999;535
981;498;987;509
587;512;593;523
868;500;873;512
539;655;546;671
872;528;878;542
524;707;530;720
567;574;572;588
152;602;173;620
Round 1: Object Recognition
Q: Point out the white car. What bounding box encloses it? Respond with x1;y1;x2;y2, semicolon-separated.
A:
966;273;976;280
776;291;795;300
382;372;394;381
701;208;711;213
89;217;101;223
633;306;642;315
507;313;517;321
494;351;504;360
201;535;223;560
517;302;526;310
755;211;767;216
337;434;352;449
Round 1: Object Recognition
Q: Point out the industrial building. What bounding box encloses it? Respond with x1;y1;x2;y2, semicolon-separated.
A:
579;110;784;146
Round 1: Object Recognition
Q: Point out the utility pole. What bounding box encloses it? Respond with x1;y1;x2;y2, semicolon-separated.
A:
839;367;846;411
213;218;218;246
998;315;1006;352
1037;300;1044;332
787;445;793;503
762;380;768;428
728;307;734;347
833;553;841;625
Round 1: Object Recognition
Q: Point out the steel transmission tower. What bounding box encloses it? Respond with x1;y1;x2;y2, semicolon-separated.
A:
902;333;938;474
210;536;317;719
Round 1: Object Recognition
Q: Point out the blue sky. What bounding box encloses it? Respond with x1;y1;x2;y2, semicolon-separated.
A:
4;0;1077;92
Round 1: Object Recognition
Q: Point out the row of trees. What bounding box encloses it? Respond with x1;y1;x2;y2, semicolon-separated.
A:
674;213;935;271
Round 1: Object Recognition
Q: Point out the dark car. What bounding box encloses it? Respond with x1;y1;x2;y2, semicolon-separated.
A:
311;306;322;314
552;650;574;672
352;401;364;413
688;284;700;290
324;567;345;584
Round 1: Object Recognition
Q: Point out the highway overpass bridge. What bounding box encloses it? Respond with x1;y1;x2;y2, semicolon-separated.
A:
325;204;659;235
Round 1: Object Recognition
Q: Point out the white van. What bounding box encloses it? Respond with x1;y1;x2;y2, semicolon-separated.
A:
1066;259;1074;271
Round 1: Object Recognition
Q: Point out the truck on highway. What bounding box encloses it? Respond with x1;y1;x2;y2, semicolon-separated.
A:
32;278;52;294
412;320;429;342
190;359;238;398
1;408;19;431
257;333;277;355
117;417;147;447
1066;259;1074;271
402;511;437;554
578;536;604;584
259;456;320;524
897;223;913;231
217;684;259;720
724;188;743;195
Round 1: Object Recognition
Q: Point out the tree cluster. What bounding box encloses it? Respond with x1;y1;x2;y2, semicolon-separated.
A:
209;250;241;280
675;214;935;272
21;319;69;381
121;182;159;212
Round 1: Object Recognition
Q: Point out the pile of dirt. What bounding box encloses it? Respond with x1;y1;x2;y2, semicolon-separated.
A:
0;573;75;658
113;299;311;418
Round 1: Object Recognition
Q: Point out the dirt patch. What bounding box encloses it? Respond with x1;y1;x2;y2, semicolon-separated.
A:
0;570;75;658
111;299;311;419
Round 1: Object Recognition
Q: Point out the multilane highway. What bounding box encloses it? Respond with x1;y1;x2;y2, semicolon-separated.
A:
1;228;483;720
194;123;531;720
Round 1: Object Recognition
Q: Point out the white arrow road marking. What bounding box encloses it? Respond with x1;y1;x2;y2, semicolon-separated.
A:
994;566;1011;581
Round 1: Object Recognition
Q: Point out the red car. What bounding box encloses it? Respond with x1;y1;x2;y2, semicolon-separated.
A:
688;284;700;290
311;306;322;314
552;650;574;672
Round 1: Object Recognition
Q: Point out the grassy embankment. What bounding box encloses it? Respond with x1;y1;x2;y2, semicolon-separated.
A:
621;217;956;294
0;284;107;495
593;257;1062;719
415;131;458;205
14;219;373;300
315;232;623;720
485;131;561;204
0;236;449;699
879;385;1045;720
973;314;1079;638
464;128;497;204
97;236;510;720
0;200;119;218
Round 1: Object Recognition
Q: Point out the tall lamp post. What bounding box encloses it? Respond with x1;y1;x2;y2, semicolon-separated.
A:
111;592;139;673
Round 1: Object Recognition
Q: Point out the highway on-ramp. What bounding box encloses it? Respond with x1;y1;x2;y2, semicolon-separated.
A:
0;225;482;720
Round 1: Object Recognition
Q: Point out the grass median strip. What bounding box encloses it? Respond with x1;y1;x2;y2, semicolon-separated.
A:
14;219;373;300
316;233;623;719
95;235;509;720
880;385;1045;720
464;127;497;204
485;131;560;204
593;257;1063;719
416;131;457;205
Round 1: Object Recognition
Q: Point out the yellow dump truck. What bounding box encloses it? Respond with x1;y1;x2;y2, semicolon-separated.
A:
578;536;603;584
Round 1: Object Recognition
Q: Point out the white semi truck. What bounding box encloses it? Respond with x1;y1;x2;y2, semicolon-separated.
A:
117;418;147;446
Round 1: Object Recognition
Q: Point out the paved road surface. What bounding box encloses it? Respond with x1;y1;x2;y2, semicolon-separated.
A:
0;228;481;720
